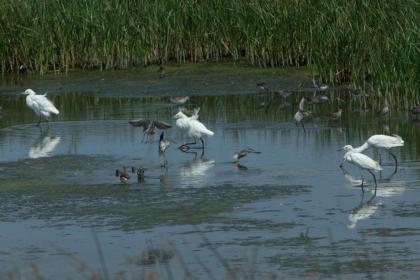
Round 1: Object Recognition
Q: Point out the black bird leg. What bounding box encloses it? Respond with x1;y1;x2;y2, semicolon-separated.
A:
389;150;398;173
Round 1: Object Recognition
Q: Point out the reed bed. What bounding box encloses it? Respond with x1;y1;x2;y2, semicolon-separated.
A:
0;0;418;103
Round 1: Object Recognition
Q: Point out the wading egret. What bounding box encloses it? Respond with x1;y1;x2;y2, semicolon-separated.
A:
340;145;382;195
22;89;59;126
115;167;130;183
129;119;171;143
159;131;170;167
233;147;261;163
294;97;312;129
174;108;214;150
354;134;404;172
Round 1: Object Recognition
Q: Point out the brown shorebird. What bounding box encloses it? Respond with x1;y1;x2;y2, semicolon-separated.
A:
115;167;130;183
233;147;261;163
129;119;172;143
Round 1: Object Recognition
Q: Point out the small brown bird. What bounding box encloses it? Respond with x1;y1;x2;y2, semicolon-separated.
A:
410;104;420;120
158;66;166;78
129;119;172;143
233;147;261;163
257;82;269;94
115;167;130;183
330;109;343;120
170;96;190;105
379;100;389;116
159;131;170;167
132;166;146;183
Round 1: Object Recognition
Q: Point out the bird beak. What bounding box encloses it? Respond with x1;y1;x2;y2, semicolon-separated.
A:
336;148;343;151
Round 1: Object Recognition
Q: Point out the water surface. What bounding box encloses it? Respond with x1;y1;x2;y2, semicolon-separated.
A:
0;64;419;279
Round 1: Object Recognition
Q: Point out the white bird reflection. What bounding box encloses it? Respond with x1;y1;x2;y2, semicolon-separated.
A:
179;152;215;186
28;132;61;159
342;167;405;229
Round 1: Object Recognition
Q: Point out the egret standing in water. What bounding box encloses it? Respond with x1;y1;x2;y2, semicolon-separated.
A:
353;134;404;173
174;108;214;150
340;145;382;195
22;89;59;126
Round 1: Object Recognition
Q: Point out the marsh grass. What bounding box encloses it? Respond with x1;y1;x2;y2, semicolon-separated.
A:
0;0;418;104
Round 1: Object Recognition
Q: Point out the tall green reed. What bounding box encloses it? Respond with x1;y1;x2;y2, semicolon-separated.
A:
0;0;418;104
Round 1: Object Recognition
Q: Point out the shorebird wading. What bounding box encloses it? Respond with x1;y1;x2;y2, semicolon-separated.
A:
174;108;214;150
22;89;59;126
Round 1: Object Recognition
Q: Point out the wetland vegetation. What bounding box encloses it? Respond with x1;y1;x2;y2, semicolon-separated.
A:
0;0;418;104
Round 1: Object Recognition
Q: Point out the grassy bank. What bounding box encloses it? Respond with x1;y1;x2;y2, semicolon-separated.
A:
0;0;418;102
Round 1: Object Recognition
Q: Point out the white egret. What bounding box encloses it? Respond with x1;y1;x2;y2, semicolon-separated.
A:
22;89;59;126
340;145;383;195
294;97;312;129
159;131;170;167
233;147;261;163
354;134;404;172
174;108;214;150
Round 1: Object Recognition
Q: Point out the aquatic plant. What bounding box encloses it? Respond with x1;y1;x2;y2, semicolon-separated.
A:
0;0;418;103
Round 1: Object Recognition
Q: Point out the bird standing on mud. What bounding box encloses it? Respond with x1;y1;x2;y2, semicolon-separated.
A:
233;147;261;163
22;89;60;126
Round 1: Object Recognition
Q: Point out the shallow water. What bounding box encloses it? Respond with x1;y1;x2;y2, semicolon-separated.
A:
0;64;420;279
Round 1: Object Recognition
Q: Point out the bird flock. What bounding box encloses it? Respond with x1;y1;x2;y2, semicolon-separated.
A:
16;84;407;200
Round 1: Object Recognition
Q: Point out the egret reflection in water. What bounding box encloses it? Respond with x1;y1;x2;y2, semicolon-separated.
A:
28;131;61;159
343;167;406;229
180;154;215;186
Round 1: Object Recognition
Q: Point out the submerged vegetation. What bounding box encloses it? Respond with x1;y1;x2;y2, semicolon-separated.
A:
0;0;418;101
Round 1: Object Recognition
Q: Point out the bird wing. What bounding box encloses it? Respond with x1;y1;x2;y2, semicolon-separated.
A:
154;120;172;129
349;153;382;171
298;97;305;111
190;120;214;136
31;94;59;115
368;134;404;148
129;119;150;129
191;107;200;120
